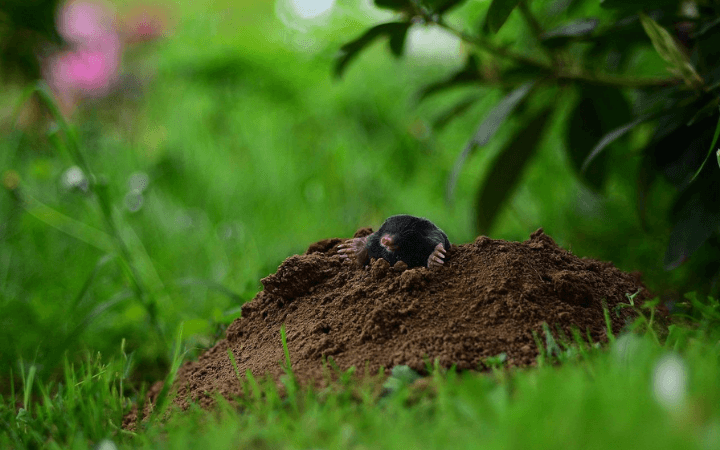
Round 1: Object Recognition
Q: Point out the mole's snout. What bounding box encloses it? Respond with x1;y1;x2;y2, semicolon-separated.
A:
380;234;399;252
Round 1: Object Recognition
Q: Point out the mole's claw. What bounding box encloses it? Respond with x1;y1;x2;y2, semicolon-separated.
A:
427;243;447;268
337;237;368;260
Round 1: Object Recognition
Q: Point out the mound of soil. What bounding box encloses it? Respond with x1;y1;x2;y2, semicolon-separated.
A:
127;228;649;421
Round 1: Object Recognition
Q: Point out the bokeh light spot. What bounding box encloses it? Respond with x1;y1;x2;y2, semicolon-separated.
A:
124;189;144;212
652;353;688;410
128;171;150;193
406;25;463;65
276;0;335;31
290;0;335;19
62;166;89;191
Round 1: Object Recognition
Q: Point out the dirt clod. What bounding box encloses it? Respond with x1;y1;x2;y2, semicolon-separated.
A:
124;228;649;425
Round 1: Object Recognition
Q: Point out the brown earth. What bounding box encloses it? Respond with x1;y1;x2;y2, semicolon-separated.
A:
124;227;649;425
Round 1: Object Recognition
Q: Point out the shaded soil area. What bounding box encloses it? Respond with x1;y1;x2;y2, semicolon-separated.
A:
124;228;648;424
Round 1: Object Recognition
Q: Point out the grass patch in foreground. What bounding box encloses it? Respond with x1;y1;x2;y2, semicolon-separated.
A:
3;300;720;450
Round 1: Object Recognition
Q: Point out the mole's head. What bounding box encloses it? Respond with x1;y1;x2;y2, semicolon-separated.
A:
370;214;450;268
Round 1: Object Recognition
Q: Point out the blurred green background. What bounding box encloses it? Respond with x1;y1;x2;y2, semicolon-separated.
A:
0;0;694;388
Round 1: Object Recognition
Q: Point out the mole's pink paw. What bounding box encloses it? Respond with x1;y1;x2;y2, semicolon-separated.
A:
427;243;447;268
338;237;368;259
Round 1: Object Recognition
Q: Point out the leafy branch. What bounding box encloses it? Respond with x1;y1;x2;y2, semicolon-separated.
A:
334;0;720;286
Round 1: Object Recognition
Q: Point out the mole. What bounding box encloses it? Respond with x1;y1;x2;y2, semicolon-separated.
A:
338;214;450;269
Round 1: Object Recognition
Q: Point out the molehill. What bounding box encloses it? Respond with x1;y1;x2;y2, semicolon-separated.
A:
125;227;648;421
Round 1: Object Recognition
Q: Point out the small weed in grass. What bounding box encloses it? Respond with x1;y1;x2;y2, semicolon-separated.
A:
1;350;130;448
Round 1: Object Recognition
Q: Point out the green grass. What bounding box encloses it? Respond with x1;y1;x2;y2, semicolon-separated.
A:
2;1;720;448
3;305;720;449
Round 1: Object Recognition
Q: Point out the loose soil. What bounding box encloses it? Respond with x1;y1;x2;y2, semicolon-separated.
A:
124;228;649;424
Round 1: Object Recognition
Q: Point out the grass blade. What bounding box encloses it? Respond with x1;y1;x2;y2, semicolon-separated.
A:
150;322;185;423
22;193;115;252
71;254;117;310
21;364;36;411
175;277;243;302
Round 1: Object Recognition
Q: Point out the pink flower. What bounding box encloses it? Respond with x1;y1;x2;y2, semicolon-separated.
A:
44;0;123;108
46;32;121;98
55;49;114;95
42;0;169;113
56;0;115;45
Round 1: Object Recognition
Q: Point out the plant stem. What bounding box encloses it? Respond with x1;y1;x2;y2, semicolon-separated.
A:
518;1;544;39
561;72;676;88
32;82;167;347
518;1;557;64
435;18;549;70
434;18;677;89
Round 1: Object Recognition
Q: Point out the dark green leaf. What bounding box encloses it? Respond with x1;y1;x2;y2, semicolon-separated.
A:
636;154;655;230
501;65;553;83
582;13;688;71
432;95;481;130
600;0;677;10
567;86;631;190
647;107;696;148
632;85;684;117
581;114;650;175
374;0;411;11
335;22;412;78
475;108;553;234
484;0;521;34
582;17;650;61
447;81;535;199
418;54;482;100
389;23;411;57
694;17;720;38
689;107;720;183
424;0;467;14
664;176;720;270
647;111;715;189
687;98;720;126
471;82;535;148
549;0;580;15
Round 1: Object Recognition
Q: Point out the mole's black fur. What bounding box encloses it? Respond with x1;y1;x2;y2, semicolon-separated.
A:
364;215;450;268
